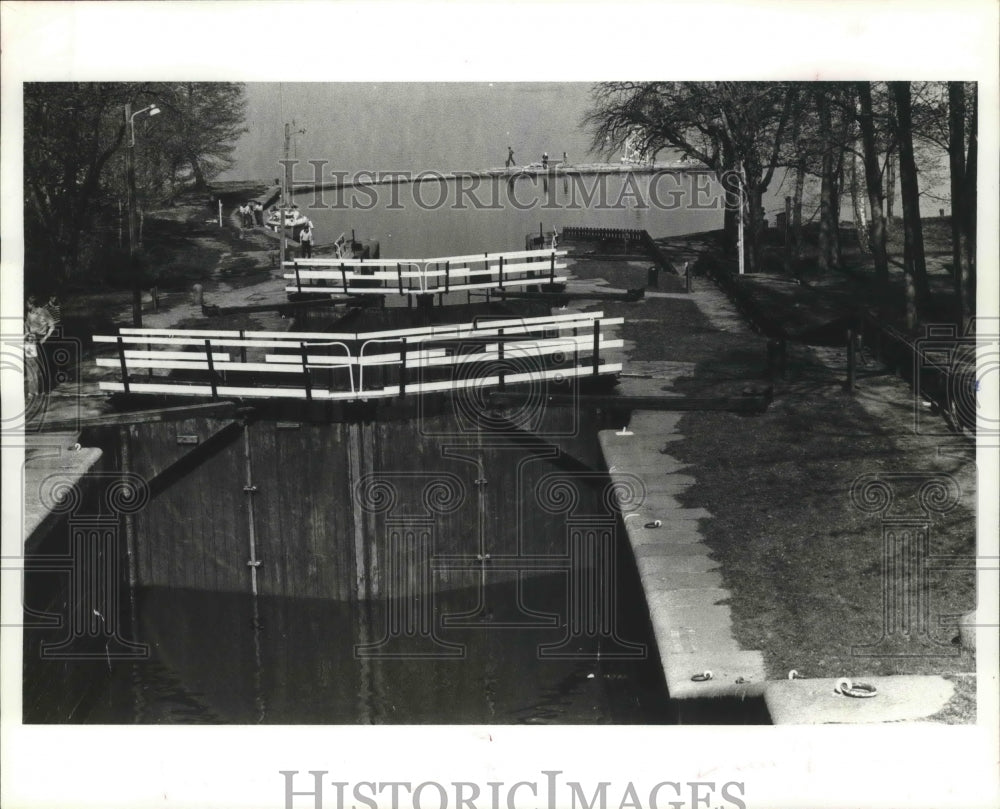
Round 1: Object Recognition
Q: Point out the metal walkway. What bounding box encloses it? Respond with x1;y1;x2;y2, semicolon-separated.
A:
94;311;624;401
283;247;567;296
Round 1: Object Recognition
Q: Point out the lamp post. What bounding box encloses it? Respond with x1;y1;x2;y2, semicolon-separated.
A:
124;102;160;326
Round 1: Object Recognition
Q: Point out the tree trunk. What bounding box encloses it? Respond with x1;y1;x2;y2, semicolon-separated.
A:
948;82;969;327
890;81;930;328
851;149;870;253
964;87;977;318
832;145;844;268
885;152;896;236
856;82;889;287
188;153;207;189
815;91;836;272
721;169;740;257
792;164;804;259
746;185;764;273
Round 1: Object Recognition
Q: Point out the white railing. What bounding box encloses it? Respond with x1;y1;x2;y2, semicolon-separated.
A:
94;312;623;401
283;248;567;296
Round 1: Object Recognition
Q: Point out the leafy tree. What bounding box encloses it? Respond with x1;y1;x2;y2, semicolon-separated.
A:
152;83;247;190
24;83;133;290
23;82;247;294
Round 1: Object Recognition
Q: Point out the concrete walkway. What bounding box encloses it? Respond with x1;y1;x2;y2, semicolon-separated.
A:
562;241;976;722
601;415;766;700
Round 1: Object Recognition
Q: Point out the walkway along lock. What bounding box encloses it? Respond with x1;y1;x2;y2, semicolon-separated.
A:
93;311;625;402
282;247;568;298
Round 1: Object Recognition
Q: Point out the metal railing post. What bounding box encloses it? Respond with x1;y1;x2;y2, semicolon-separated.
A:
204;338;218;399
300;341;312;401
399;339;407;399
117;336;130;395
592;320;600;375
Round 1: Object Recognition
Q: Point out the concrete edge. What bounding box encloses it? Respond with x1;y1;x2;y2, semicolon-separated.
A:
599;421;767;702
764;675;957;724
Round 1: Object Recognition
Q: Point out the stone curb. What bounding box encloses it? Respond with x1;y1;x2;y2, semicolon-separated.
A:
599;414;767;701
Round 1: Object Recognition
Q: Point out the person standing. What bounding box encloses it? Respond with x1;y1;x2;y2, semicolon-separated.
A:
299;221;314;258
24;297;56;395
506;146;515;168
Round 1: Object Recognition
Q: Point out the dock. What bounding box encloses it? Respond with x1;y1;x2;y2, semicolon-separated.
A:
285;160;711;195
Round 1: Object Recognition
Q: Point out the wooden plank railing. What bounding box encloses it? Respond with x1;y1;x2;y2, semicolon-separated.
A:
282;248;568;296
94;311;624;401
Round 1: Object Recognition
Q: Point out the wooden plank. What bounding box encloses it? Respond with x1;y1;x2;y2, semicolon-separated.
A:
422;248;567;263
33;401;239;432
119;327;243;338
488;389;773;413
282;276;570;296
96;312;612;349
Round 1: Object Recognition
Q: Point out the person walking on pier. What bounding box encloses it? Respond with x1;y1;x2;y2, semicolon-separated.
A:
506;146;515;168
299;221;314;258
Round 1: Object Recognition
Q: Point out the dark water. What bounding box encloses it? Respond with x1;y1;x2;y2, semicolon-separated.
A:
78;568;673;724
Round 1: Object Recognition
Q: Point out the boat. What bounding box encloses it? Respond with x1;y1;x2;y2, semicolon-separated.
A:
266;206;310;231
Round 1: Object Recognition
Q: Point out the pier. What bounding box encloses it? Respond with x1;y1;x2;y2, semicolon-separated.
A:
284;160;711;195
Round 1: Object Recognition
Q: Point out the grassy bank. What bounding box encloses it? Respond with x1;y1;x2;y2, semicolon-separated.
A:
564;229;976;722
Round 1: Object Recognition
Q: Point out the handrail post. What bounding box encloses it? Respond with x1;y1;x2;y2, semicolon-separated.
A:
117;336;130;395
397;262;404;295
294;261;302;294
205;338;218;399
592;320;600;375
399;339;407;399
498;327;505;389
300;341;312;401
340;262;348;294
549;252;556;284
445;260;450;294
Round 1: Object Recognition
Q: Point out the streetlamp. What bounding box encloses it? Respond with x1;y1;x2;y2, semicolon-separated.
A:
124;102;160;326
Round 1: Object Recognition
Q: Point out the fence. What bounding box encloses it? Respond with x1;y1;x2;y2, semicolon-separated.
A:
93;311;624;402
283;248;567;296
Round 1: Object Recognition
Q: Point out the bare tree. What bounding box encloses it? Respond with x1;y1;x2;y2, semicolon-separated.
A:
947;82;977;326
856;82;890;287
585;82;794;272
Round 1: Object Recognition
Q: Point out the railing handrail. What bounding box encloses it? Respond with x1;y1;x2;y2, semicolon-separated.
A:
284;247;566;295
97;311;624;401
